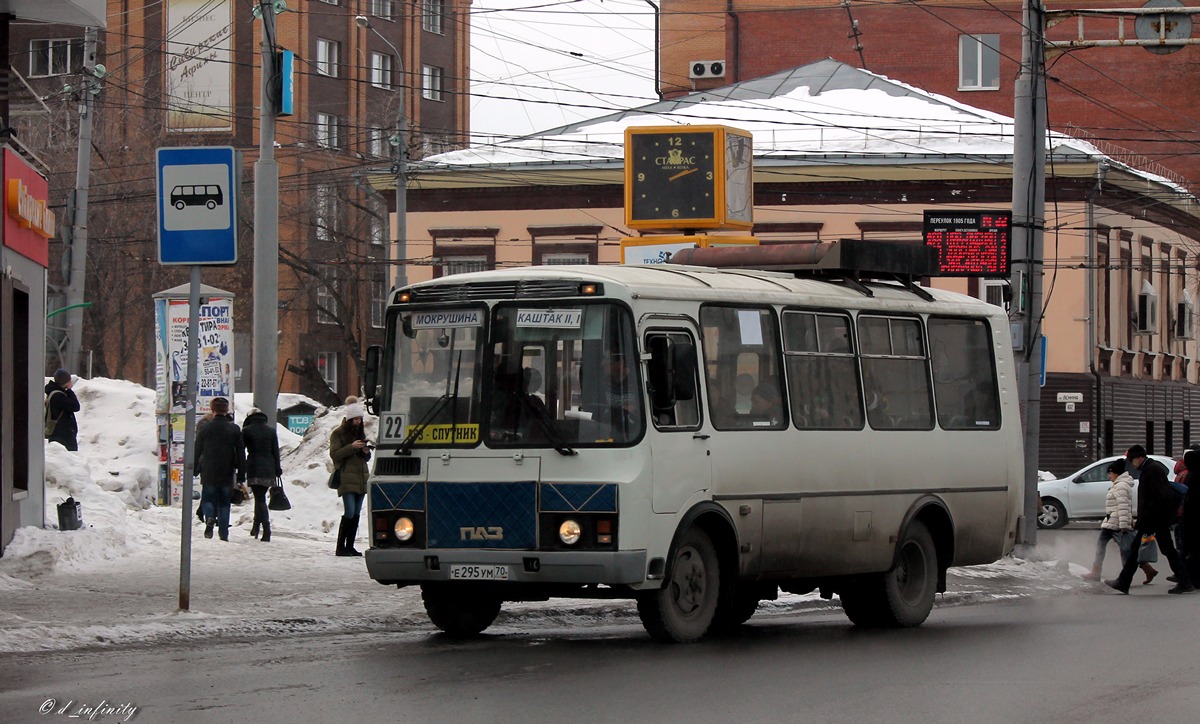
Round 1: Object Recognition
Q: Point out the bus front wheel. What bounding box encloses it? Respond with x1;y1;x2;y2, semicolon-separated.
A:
638;527;721;643
840;520;937;628
421;584;501;637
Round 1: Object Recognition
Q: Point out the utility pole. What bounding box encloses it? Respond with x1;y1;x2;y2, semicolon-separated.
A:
1012;0;1047;548
252;1;279;422
64;26;99;377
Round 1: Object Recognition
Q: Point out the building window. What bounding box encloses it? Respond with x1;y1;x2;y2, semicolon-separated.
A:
959;34;1000;90
370;198;386;245
371;0;395;20
317;282;338;325
370;52;393;89
318;0;338;4
316;184;338;241
29;38;83;77
422;65;444;101
442;256;488;276
316;113;340;148
316;38;339;77
541;253;590;265
423;0;445;34
369;128;389;158
371;280;386;328
316;352;338;393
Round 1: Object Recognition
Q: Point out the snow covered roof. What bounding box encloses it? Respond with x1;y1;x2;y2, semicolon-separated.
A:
409;58;1104;185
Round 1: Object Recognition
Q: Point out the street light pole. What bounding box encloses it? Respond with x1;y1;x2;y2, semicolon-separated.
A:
355;15;407;290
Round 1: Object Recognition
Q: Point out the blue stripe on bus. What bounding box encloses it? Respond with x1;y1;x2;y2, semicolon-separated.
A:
371;482;426;511
539;483;618;513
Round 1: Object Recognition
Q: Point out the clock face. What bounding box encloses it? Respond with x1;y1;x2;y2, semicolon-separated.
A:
629;132;717;223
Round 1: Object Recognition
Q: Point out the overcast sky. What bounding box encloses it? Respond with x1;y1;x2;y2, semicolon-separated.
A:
468;0;658;139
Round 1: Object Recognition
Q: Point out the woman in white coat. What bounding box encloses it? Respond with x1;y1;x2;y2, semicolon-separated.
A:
1086;459;1135;581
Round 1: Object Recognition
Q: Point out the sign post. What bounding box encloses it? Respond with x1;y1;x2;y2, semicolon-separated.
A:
156;146;238;611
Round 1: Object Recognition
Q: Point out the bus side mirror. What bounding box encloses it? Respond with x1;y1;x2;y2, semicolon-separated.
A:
647;336;676;412
671;341;697;402
364;345;382;412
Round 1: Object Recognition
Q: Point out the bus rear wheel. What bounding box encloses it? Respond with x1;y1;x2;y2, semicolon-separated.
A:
421;584;501;637
840;520;937;628
637;527;720;643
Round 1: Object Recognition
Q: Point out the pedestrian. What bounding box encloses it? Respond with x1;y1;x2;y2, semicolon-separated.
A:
44;369;81;451
1181;448;1200;586
242;408;281;542
1085;459;1135;582
195;397;245;542
1106;445;1195;594
330;396;371;557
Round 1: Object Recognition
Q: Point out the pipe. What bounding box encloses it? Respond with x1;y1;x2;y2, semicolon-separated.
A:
645;1;661;99
1086;160;1109;459
668;242;833;268
726;1;739;82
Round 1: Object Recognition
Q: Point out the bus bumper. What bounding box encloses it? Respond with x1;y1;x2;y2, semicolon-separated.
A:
365;548;647;586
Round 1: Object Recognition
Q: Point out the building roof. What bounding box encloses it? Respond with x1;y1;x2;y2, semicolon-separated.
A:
388;58;1190;204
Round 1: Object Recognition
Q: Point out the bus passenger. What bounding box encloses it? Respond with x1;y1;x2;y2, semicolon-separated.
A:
750;383;782;426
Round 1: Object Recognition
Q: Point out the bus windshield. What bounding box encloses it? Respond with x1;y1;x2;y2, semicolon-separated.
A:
486;302;642;448
389;307;486;447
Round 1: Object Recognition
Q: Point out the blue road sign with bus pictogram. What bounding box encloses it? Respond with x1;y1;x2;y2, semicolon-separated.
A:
156;146;238;265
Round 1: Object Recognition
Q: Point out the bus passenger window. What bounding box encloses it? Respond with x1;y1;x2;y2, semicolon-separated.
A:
859;316;933;430
783;310;863;429
929;317;1000;429
700;305;786;430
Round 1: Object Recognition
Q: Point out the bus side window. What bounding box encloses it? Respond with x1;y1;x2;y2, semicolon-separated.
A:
646;331;701;430
929;317;1000;429
700;305;786;430
859;315;934;430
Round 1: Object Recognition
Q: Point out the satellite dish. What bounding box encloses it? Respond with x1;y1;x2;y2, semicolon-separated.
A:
1135;0;1192;55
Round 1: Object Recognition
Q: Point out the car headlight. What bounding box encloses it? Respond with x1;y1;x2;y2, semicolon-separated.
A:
394;517;414;542
558;519;582;545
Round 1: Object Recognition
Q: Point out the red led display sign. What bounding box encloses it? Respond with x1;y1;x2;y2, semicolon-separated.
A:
923;210;1011;277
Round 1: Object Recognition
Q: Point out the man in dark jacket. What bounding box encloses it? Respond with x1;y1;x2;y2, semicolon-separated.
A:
1107;445;1195;594
195;397;244;541
1184;448;1200;587
44;369;81;451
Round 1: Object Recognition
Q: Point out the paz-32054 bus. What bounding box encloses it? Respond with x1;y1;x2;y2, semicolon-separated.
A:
360;248;1023;642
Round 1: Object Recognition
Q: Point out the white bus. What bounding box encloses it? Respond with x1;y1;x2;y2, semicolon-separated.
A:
361;252;1023;642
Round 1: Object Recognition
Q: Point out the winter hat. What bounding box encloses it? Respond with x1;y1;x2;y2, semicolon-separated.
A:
210;397;230;414
53;368;71;384
344;401;367;420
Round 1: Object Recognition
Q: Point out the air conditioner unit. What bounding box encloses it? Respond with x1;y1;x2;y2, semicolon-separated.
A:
689;60;726;79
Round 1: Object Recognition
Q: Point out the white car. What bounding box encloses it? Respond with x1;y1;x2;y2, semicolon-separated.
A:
1037;454;1177;529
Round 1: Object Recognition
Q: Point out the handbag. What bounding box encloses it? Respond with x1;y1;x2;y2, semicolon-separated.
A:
327;461;345;490
231;483;246;505
268;478;292;511
1137;534;1159;564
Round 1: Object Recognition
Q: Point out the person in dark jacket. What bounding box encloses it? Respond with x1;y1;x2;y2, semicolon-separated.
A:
329;397;371;556
242;408;282;542
44;369;81;451
1183;448;1200;587
1107;445;1195;594
195;397;245;541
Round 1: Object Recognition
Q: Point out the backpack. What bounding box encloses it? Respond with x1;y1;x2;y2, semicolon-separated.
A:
44;390;65;438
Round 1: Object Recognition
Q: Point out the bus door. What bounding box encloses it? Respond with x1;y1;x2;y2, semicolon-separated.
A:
644;324;710;514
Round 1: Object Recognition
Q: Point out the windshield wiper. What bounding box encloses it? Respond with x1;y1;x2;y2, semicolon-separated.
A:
399;337;465;455
517;393;577;456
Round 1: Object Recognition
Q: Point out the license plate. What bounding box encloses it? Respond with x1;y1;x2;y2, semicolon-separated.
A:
449;564;509;581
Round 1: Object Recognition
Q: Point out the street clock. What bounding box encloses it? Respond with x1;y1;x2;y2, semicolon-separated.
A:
624;125;753;231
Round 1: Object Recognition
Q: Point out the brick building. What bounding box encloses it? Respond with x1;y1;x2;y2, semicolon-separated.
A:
8;0;470;402
657;0;1200;192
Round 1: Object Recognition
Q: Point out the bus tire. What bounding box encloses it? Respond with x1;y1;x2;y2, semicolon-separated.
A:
421;585;501;637
637;527;720;643
713;588;760;630
841;520;937;628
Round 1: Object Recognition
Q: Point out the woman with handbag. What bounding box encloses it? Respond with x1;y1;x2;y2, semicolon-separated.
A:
1086;459;1135;581
330;397;371;556
242;408;282;542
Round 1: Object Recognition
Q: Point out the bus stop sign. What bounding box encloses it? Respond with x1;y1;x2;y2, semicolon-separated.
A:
156;146;238;265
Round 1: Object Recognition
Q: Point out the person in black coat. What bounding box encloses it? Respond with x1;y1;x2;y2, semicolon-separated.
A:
44;369;81;451
1107;445;1195;594
195;397;245;541
1183;448;1200;587
242;409;282;542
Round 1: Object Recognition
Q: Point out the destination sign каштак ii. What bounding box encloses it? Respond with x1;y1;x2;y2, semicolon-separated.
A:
923;210;1011;277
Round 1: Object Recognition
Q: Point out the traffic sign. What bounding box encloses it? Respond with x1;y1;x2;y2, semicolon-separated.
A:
156;146;238;265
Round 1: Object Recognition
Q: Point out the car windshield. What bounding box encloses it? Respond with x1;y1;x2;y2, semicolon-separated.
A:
385;306;486;448
486;302;643;448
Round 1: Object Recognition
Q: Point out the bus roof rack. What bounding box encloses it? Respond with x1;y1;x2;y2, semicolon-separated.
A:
666;239;938;288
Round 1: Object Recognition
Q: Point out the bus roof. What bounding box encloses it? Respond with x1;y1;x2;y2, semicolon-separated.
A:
399;264;1003;318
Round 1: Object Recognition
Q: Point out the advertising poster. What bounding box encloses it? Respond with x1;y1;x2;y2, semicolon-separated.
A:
166;0;233;131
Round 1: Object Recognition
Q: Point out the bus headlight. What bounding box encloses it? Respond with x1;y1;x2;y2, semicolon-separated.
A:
558;519;582;545
394;517;415;542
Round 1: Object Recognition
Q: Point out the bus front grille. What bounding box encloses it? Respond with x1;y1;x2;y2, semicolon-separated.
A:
426;481;537;550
